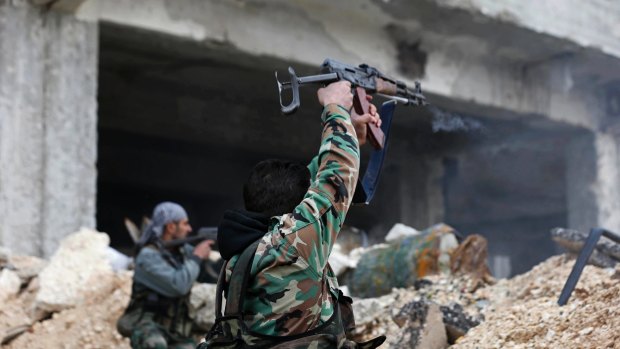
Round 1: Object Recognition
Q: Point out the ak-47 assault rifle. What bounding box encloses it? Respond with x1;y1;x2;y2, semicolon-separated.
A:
276;58;427;150
162;227;218;249
275;59;427;204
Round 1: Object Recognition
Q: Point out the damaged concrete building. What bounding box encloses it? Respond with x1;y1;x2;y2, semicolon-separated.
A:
2;0;620;277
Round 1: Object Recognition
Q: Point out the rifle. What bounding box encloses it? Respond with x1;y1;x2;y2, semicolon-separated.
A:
275;58;427;150
162;227;218;249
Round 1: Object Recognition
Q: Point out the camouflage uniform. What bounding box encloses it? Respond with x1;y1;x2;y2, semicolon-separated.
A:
125;243;203;349
225;103;359;336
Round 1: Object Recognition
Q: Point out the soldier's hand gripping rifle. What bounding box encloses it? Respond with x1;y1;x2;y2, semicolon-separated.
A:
275;58;427;150
162;227;218;249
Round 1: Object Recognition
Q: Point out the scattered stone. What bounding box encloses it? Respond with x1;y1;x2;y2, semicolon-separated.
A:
8;255;47;285
0;269;21;302
188;283;218;331
389;301;448;349
439;303;480;343
450;234;494;291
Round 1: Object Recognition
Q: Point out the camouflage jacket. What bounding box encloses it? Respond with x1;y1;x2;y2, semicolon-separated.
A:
225;104;360;336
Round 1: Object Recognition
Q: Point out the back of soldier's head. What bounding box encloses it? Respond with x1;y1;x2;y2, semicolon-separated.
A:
243;159;310;217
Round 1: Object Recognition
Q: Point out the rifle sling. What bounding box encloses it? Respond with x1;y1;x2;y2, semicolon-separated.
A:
215;239;261;317
352;100;397;205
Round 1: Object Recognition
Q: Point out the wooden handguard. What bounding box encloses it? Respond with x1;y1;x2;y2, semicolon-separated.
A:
351;87;385;150
375;77;397;95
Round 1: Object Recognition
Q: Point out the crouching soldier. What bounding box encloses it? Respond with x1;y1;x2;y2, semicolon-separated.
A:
117;202;215;349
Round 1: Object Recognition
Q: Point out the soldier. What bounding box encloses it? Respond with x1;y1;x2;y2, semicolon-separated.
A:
118;202;214;349
202;81;385;348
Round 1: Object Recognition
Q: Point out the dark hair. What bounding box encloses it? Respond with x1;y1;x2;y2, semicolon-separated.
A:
243;159;310;217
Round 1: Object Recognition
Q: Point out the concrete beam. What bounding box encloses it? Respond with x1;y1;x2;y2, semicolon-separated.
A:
431;0;620;60
76;0;616;132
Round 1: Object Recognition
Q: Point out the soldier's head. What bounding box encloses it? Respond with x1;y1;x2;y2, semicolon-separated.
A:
243;159;310;217
151;201;193;241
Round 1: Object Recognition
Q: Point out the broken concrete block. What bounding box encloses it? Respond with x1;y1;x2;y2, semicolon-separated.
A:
0;269;21;302
391;301;448;349
35;228;114;312
8;255;47;285
450;234;494;290
188;283;218;331
352;292;398;326
439;303;480;344
551;228;618;268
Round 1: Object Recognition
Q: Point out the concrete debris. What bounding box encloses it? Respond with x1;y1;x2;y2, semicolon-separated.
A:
551;227;620;267
453;254;620;348
0;229;218;348
35;228;115;313
4;272;133;349
0;269;20;303
391;301;448;349
385;223;420;242
439;303;480;344
7;255;47;286
188;283;218;331
2;226;619;349
450;234;495;291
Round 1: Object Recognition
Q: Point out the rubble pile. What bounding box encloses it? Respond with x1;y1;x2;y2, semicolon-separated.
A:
4;272;132;349
453;255;620;349
0;229;219;349
350;272;485;348
1;225;619;349
1;229;132;348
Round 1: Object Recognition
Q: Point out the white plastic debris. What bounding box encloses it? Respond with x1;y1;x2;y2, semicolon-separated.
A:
385;223;420;242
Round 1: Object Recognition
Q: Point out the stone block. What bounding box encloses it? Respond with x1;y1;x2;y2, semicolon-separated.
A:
188;283;218;331
0;269;21;302
35;228;114;312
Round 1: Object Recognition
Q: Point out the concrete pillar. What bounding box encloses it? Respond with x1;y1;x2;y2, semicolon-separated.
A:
567;132;620;234
0;0;98;257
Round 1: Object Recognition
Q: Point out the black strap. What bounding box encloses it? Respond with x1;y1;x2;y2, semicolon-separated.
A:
221;239;261;316
214;261;227;319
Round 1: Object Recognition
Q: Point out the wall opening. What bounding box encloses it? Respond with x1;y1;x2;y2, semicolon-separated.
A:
97;23;589;276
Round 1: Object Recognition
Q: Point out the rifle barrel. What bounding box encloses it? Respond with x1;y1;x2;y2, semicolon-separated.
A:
162;227;218;249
